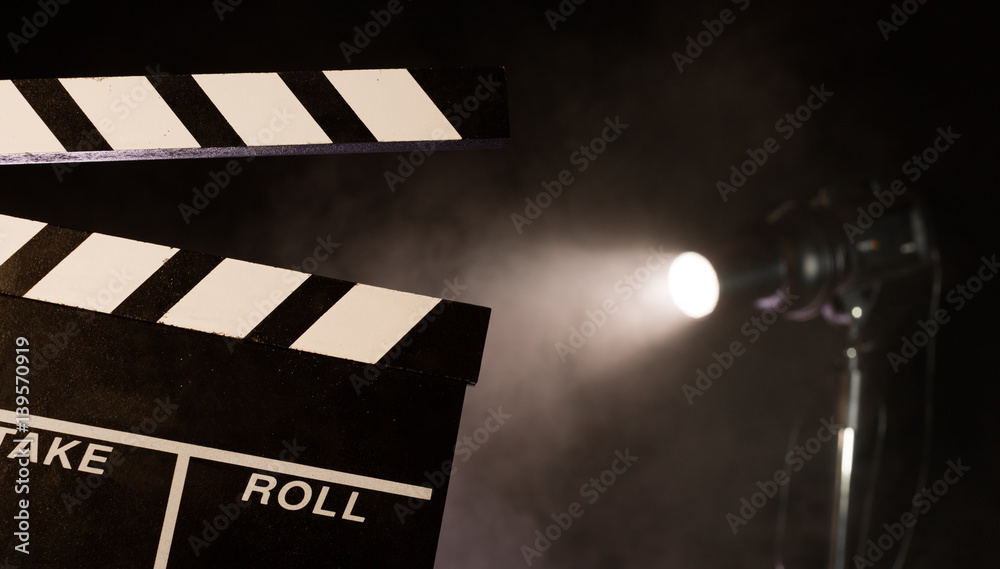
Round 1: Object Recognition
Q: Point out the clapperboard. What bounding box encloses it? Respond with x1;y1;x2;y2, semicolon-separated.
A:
0;68;506;568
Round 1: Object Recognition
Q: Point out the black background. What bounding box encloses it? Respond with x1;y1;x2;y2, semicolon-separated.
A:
0;0;996;567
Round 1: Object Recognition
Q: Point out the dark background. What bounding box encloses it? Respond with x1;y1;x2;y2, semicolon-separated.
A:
0;0;996;567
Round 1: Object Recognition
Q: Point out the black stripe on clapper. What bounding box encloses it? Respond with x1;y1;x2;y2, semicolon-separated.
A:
408;67;509;140
151;75;245;148
0;226;90;296
244;276;356;347
385;300;492;384
12;79;113;152
278;71;377;143
112;250;224;322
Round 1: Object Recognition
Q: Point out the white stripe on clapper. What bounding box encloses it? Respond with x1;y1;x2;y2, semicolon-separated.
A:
0;214;46;266
158;258;307;338
192;72;332;147
0;80;65;154
291;284;441;364
60;76;201;151
323;69;462;142
24;234;177;314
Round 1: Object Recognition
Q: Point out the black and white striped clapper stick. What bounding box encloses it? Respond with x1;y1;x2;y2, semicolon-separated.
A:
0;213;490;568
0;67;508;164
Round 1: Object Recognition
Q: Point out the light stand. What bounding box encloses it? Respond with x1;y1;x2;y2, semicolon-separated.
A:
670;182;938;569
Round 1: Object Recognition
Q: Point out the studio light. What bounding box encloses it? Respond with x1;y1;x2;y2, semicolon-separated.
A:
667;183;940;569
669;185;933;323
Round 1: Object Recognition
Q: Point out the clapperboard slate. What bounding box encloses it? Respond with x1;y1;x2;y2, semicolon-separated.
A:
0;67;506;568
0;214;490;568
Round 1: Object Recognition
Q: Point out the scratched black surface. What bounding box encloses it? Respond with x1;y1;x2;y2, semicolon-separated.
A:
0;295;465;568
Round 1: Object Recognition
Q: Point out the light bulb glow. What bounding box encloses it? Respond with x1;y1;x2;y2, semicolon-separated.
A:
667;252;720;318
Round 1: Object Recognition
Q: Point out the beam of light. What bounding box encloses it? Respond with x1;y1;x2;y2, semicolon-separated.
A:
666;252;719;318
456;243;694;383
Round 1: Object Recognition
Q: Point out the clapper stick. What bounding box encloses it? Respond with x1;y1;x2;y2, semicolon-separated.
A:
0;213;489;381
0;67;508;164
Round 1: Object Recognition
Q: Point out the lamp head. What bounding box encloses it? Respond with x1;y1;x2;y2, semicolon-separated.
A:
668;184;932;321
